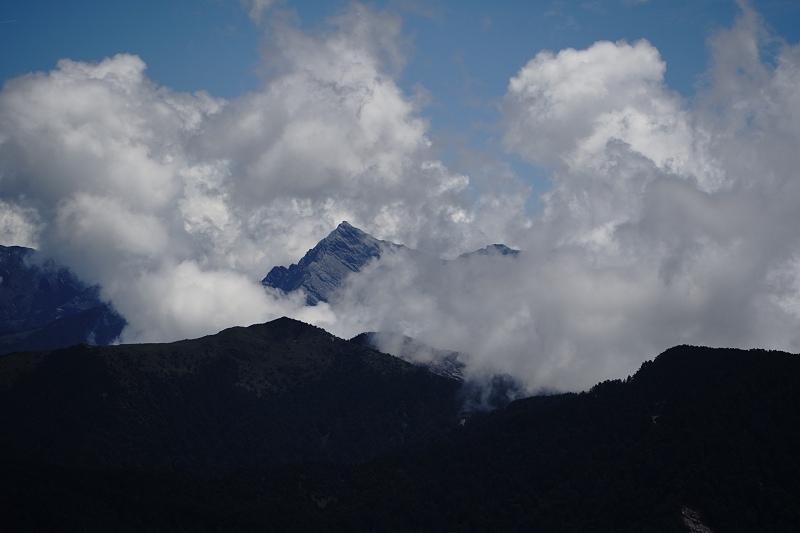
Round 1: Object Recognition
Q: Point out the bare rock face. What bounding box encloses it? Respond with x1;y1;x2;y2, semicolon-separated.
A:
261;222;521;306
457;243;519;259
261;221;403;305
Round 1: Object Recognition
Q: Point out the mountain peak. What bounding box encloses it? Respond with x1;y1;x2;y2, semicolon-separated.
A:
325;221;377;252
262;223;520;305
262;222;399;305
458;243;520;260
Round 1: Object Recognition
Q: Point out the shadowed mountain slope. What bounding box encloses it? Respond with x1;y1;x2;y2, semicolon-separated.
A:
0;245;125;355
0;316;462;474
293;345;799;532
3;344;798;532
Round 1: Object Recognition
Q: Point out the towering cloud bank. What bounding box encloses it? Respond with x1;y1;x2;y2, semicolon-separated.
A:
0;53;287;342
1;2;800;391
0;4;505;344
323;2;800;391
493;2;800;388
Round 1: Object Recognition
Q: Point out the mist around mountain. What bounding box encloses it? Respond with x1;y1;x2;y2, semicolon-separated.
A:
0;245;125;355
2;337;798;532
349;331;532;413
350;330;466;381
2;227;799;530
262;221;409;305
261;222;530;389
261;221;520;307
457;243;520;260
0;223;524;390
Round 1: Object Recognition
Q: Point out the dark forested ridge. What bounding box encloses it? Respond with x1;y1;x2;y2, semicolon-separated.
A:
1;335;799;531
0;317;462;473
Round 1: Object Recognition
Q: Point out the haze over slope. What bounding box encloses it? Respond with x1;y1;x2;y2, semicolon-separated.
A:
2;2;800;390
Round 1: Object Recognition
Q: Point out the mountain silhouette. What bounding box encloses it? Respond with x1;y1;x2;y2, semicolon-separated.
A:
0;316;461;474
2;332;798;531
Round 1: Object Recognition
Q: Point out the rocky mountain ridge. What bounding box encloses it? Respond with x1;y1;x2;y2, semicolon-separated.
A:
261;221;520;305
0;245;125;355
262;221;407;305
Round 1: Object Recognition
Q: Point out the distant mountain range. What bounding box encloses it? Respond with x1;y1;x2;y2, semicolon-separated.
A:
259;222;521;378
457;242;519;259
0;245;125;355
3;225;799;530
0;223;516;360
0;224;518;396
261;222;523;378
262;221;519;305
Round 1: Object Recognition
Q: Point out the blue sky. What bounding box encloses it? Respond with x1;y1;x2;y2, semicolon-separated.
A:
4;0;800;389
4;0;800;210
4;1;799;174
4;1;797;96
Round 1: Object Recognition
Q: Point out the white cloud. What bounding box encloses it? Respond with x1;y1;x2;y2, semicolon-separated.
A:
0;5;513;345
0;53;295;343
0;200;40;249
303;1;800;393
488;1;800;387
503;38;697;175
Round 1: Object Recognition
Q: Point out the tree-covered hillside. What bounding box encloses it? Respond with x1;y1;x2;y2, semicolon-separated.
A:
1;334;798;532
0;317;462;473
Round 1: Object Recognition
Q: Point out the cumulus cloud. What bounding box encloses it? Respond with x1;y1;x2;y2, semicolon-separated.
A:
199;3;502;257
313;1;800;392
0;4;511;343
0;53;299;342
0;200;40;248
